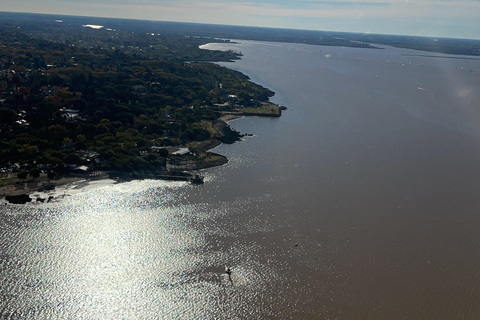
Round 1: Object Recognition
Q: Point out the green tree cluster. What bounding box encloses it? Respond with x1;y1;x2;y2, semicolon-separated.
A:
0;22;274;176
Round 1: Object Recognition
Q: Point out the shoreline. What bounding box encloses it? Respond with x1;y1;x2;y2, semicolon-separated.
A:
0;149;231;203
0;136;234;203
0;176;88;204
1;98;273;204
0;159;219;203
219;114;243;123
0;176;88;198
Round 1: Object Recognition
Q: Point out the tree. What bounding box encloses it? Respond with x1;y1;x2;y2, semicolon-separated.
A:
157;148;169;158
17;86;30;97
47;171;56;181
53;163;66;178
29;167;41;180
48;124;67;144
17;171;28;181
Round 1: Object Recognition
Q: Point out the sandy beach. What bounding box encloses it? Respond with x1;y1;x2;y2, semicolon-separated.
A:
0;176;119;204
0;176;86;197
0;170;116;203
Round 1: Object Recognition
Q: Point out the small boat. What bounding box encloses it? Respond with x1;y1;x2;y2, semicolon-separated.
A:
190;174;204;184
225;267;233;283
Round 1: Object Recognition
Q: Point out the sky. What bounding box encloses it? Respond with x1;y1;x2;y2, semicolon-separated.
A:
2;0;480;40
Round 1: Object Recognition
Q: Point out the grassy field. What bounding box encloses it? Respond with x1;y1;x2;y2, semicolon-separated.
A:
239;102;281;116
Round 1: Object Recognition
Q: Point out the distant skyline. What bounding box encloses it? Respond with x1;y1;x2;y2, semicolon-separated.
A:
2;0;480;40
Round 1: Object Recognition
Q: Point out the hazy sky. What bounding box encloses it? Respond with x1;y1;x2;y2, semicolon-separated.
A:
2;0;480;39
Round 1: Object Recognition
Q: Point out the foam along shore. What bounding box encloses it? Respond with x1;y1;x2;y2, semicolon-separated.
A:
0;156;224;204
0;149;226;204
0;173;116;204
0;177;120;205
0;176;85;198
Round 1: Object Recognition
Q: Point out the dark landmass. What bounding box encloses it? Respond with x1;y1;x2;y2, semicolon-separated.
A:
0;12;281;200
344;33;480;56
2;12;480;56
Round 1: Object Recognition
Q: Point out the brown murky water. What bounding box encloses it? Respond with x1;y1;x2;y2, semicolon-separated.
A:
2;41;480;319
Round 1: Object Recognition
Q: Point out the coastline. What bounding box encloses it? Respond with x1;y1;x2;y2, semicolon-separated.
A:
0;116;242;203
0;176;87;198
219;114;243;122
0;88;279;204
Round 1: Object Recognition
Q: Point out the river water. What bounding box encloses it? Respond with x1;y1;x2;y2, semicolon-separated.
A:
2;40;480;319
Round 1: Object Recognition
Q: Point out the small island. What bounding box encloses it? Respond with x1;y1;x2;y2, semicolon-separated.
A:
0;17;282;203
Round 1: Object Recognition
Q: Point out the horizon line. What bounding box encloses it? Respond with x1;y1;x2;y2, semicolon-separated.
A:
1;10;480;42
